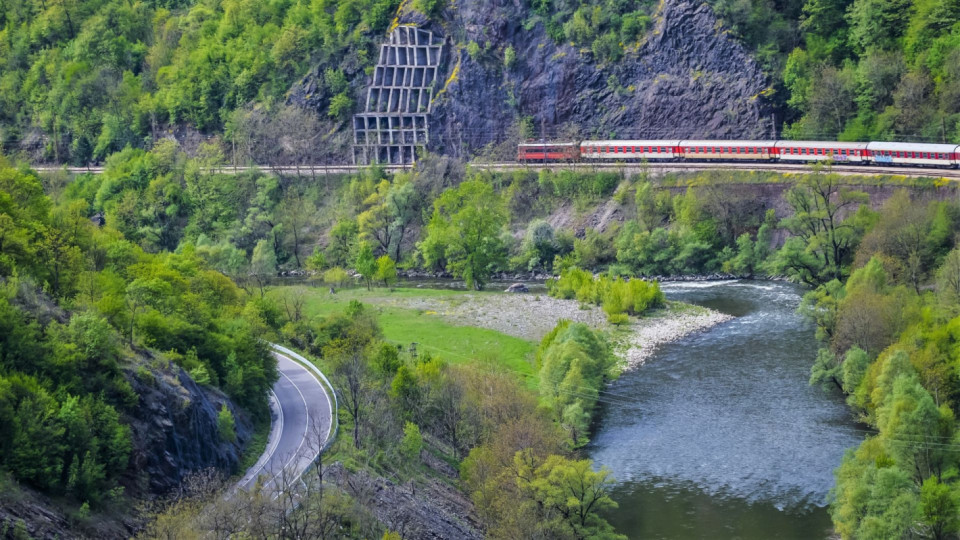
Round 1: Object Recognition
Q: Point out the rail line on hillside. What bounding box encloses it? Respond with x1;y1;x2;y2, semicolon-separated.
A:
29;161;960;180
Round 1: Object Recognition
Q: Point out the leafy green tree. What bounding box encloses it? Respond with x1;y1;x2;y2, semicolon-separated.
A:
841;347;870;395
919;476;960;540
770;168;871;285
375;255;397;288
420;180;507;290
306;248;327;273
400;422;423;461
327;220;359;267
354;241;376;290
251;239;277;297
516;453;626;540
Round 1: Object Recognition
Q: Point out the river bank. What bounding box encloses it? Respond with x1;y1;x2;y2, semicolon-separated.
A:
366;290;733;369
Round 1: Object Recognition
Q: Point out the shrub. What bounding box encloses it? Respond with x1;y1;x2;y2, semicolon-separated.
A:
504;46;516;69
323;267;351;288
607;313;629;325
466;41;481;59
218;404;236;443
550;266;664;319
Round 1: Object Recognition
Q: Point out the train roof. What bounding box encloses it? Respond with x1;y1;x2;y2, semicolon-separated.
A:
775;140;869;149
580;140;681;146
866;141;960;152
517;142;580;148
679;140;776;147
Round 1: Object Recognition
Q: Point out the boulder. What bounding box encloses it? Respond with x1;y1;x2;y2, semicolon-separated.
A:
505;283;529;293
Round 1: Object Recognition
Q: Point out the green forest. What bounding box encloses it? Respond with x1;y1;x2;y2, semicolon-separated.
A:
0;152;278;511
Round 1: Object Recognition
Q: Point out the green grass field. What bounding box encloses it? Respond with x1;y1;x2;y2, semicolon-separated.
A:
268;286;538;379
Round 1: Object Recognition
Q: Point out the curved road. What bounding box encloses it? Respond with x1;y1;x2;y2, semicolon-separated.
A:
237;350;333;494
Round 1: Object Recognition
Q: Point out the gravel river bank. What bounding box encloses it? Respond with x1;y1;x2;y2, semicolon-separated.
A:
368;291;732;368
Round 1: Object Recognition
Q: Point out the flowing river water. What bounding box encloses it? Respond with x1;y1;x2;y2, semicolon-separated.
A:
587;280;864;539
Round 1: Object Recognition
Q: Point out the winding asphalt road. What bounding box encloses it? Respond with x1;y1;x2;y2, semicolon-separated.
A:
237;350;333;494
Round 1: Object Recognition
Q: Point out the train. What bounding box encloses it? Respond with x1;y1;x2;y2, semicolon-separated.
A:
517;140;960;169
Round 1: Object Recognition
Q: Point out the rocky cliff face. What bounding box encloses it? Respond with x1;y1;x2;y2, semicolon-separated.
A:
287;0;775;160
125;360;253;496
420;0;775;156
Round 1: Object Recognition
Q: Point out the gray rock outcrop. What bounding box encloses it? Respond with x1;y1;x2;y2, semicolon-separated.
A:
425;0;775;156
289;0;776;161
125;362;253;495
505;283;529;293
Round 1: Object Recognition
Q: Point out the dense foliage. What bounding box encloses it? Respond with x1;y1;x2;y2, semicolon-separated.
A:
791;189;960;538
0;153;277;507
783;0;960;141
0;0;399;163
548;267;665;324
536;320;618;446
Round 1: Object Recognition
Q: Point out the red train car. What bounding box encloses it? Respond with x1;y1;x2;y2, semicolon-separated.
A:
518;142;580;162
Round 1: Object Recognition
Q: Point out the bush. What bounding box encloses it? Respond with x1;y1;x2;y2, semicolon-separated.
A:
218;404;237;443
549;266;664;319
607;313;629;325
324;267;351;288
504;46;516;69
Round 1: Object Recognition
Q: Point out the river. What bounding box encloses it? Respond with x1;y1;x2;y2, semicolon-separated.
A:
587;280;863;539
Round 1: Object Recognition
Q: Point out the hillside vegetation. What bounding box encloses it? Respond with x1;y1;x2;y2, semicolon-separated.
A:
0;153;277;534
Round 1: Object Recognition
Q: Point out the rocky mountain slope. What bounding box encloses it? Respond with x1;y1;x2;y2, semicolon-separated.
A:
290;0;776;159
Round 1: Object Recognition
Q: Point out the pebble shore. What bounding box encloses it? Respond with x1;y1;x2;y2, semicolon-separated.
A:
372;292;733;369
622;306;734;369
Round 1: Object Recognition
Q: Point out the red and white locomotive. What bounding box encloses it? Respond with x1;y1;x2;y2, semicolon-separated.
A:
517;139;960;169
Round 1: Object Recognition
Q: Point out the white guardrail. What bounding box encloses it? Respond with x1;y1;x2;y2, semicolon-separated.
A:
268;342;339;454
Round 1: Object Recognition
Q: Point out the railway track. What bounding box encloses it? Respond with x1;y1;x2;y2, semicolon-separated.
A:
29;161;960;180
